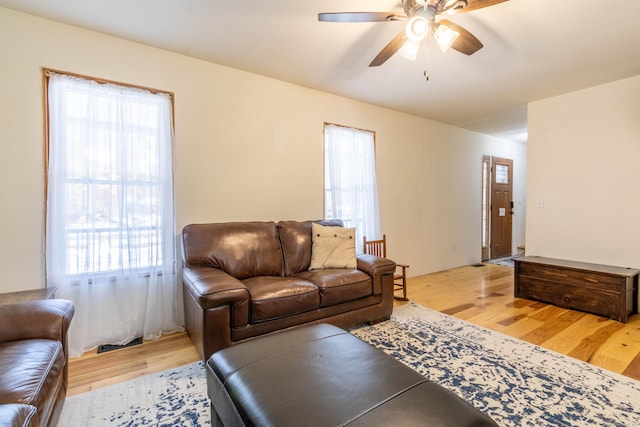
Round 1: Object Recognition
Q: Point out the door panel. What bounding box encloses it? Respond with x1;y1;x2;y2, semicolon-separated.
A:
490;157;513;259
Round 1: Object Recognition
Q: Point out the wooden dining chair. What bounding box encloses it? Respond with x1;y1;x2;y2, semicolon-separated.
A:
363;235;409;301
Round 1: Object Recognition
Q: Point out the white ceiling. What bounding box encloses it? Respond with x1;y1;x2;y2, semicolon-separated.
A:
3;0;640;143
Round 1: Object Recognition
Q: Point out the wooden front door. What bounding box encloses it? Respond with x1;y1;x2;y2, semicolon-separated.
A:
490;157;513;259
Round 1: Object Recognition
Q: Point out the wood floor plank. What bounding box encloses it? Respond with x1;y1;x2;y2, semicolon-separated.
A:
623;353;640;379
462;306;517;327
539;315;605;356
441;303;476;316
67;331;199;396
590;319;640;373
500;316;545;338
497;313;528;327
568;322;625;362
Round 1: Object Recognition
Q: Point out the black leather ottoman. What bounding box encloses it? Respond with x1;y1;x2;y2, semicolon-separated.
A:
206;323;498;426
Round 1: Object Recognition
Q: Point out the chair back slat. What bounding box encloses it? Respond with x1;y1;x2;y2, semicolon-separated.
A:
363;235;387;258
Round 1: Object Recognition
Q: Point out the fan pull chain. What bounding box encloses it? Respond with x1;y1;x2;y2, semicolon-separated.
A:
423;39;430;81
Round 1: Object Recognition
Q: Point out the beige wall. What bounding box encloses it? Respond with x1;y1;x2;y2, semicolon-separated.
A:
526;75;640;268
0;7;526;292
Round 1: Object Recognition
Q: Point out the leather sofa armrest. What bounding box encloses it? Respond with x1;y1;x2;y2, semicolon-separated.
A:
357;254;397;296
0;299;74;343
183;266;250;327
0;404;37;427
357;254;396;277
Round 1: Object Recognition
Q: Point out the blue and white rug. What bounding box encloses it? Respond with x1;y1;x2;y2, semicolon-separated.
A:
484;255;523;267
60;362;209;426
353;302;640;426
60;302;640;426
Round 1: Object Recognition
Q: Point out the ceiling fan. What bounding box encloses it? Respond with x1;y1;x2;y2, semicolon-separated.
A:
318;0;508;67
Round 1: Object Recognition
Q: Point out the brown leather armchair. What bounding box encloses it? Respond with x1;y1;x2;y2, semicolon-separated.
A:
0;299;75;427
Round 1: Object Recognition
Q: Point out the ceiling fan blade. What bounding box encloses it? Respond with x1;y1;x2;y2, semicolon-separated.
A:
448;0;508;14
318;12;405;23
438;19;483;55
369;31;408;67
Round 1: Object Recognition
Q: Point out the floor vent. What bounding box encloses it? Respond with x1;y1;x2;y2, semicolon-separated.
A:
471;263;486;268
97;337;143;354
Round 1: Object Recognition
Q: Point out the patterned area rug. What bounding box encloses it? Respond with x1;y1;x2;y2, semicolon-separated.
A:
60;362;210;426
353;302;640;426
60;302;640;426
484;254;523;267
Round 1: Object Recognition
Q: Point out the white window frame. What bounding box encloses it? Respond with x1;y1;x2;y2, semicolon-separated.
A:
43;69;182;357
44;70;176;279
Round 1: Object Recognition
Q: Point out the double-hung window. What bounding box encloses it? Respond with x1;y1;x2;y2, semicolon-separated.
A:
45;71;181;356
324;123;381;253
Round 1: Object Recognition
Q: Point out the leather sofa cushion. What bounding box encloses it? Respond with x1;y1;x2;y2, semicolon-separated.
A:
182;222;283;279
277;220;343;276
295;269;372;307
0;340;64;427
243;277;319;323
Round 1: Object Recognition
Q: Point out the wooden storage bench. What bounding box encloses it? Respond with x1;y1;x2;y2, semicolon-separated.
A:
514;256;639;322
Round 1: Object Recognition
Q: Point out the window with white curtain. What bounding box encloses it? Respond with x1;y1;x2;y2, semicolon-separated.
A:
45;71;182;357
324;123;381;253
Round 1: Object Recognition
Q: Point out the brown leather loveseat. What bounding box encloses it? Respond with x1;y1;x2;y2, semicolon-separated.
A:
182;220;397;361
0;299;74;427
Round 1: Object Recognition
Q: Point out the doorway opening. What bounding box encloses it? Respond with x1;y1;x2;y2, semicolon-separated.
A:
481;156;513;261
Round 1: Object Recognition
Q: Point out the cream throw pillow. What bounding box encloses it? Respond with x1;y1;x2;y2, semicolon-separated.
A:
309;223;357;269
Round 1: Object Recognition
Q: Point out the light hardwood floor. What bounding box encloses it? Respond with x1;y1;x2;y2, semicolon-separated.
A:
67;263;640;396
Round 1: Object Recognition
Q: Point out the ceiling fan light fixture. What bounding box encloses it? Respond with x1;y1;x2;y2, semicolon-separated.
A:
433;23;460;52
399;39;420;61
405;16;429;42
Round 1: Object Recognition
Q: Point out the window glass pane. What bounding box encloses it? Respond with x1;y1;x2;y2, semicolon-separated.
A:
482;160;489;246
47;73;174;277
495;164;509;184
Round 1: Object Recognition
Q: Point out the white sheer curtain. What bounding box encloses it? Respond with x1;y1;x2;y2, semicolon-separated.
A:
46;73;183;357
324;124;381;253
